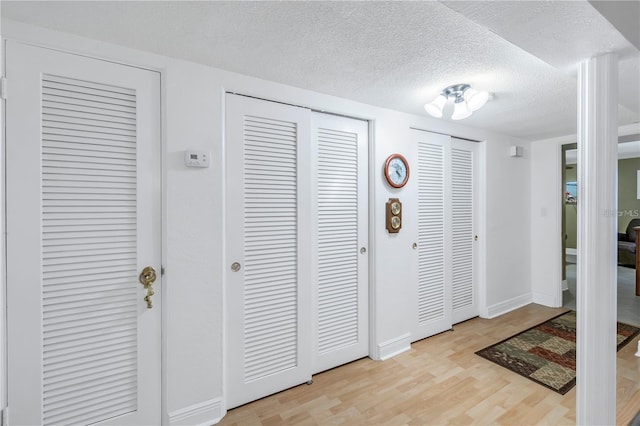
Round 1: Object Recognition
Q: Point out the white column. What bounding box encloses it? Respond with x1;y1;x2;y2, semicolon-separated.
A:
576;53;618;425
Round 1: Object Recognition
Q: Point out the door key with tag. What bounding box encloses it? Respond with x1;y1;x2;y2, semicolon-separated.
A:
139;266;157;309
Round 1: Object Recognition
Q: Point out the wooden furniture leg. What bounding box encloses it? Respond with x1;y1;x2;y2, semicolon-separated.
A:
635;227;640;296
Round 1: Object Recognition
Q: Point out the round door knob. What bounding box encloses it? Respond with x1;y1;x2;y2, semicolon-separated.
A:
360;247;367;254
231;262;241;272
412;242;418;250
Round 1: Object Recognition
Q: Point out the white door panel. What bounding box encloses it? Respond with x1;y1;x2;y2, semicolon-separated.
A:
6;42;161;426
451;138;478;323
225;94;312;409
413;130;453;340
311;113;368;374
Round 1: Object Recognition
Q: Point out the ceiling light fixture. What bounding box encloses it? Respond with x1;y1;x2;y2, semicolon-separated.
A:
424;84;489;120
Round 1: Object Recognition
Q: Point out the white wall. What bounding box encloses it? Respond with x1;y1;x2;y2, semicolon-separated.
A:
529;123;640;309
530;135;568;307
2;20;533;424
483;138;533;317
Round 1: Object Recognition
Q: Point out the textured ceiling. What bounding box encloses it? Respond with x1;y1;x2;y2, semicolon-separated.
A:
442;0;640;127
2;1;639;141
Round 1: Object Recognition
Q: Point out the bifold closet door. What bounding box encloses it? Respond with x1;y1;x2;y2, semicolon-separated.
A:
412;130;453;340
311;113;369;374
225;94;312;409
6;41;161;425
450;138;479;323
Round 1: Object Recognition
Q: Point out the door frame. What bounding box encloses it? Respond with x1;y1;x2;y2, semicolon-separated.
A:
0;14;6;421
558;135;640;302
0;38;166;424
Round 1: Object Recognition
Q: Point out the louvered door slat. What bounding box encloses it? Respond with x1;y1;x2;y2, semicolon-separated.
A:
242;114;300;384
316;128;359;356
41;74;138;425
451;145;476;322
418;142;446;325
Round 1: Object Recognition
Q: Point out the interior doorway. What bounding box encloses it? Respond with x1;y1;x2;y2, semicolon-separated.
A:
561;143;577;290
561;136;640;327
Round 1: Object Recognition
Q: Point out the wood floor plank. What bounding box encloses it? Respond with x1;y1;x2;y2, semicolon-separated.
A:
220;303;640;425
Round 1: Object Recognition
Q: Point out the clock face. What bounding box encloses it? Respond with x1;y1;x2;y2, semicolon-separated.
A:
385;154;409;188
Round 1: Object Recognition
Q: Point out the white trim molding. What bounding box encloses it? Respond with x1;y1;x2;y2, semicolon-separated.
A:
486;293;532;319
168;398;225;426
375;333;411;361
0;9;7;419
576;53;618;425
532;291;561;308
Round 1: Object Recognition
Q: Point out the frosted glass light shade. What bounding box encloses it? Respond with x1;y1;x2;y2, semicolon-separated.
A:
451;100;472;120
424;94;447;118
464;88;489;112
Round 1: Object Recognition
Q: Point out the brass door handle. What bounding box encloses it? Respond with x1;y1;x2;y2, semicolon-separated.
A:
139;266;157;309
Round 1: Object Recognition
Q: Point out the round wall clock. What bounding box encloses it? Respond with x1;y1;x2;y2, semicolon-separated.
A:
384;154;410;188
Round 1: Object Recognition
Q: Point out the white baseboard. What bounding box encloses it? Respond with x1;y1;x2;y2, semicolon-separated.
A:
376;333;411;361
486;293;532;319
168;397;224;426
532;291;561;308
566;248;577;256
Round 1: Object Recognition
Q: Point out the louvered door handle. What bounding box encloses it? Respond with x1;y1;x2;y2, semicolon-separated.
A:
139;266;157;309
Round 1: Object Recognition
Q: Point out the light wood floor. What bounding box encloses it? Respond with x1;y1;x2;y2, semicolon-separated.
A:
220;304;640;425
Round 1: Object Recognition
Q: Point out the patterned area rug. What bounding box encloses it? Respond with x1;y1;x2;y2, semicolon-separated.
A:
475;311;640;395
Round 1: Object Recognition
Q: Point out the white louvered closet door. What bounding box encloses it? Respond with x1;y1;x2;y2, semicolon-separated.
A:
311;113;368;374
412;130;453;340
225;94;312;409
6;42;161;426
450;138;479;323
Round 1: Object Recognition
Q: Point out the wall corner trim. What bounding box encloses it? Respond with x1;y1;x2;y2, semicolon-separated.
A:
486;293;532;319
377;333;411;361
168;397;225;426
532;291;561;308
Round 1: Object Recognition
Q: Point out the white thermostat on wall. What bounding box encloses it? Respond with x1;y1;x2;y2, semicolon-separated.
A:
185;150;210;168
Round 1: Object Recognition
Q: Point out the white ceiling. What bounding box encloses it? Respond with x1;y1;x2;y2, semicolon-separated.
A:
2;0;639;141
